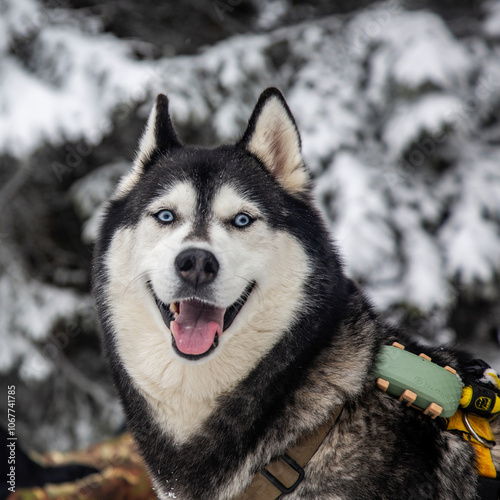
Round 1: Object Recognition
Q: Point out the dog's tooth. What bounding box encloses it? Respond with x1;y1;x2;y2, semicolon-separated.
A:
170;302;179;314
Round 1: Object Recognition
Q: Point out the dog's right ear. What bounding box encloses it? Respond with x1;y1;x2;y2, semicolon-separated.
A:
115;94;181;197
135;94;181;167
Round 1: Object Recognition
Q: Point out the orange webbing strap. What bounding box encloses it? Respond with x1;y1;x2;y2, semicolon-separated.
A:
234;406;343;500
446;410;497;478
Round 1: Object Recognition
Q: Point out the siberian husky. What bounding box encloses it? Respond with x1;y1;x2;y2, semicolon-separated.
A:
93;88;495;499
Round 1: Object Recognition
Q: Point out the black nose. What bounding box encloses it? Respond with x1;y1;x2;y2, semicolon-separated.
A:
175;248;219;287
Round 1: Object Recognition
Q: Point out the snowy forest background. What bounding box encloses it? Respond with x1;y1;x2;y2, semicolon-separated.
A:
1;0;500;453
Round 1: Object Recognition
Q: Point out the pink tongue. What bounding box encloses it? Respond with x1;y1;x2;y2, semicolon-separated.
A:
170;300;226;355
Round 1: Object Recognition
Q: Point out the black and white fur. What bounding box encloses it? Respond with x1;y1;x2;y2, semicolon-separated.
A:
93;88;485;499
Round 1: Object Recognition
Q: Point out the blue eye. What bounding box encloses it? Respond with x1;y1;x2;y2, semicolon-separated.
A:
156;210;175;223
234;213;253;228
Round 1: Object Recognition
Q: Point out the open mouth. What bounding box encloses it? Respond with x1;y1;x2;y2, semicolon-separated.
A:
150;282;255;361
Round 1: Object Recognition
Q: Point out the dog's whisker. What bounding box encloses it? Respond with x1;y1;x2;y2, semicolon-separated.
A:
235;275;264;306
121;270;156;301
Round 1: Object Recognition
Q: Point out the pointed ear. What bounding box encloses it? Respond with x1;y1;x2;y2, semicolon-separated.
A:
115;94;181;197
135;93;181;167
238;88;308;194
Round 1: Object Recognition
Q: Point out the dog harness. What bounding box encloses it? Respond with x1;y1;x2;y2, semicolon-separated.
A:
234;406;343;500
375;344;499;480
236;344;500;499
375;345;500;500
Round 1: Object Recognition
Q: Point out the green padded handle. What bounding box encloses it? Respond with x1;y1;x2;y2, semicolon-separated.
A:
374;345;463;418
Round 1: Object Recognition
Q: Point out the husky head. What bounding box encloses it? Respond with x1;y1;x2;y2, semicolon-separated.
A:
94;89;344;435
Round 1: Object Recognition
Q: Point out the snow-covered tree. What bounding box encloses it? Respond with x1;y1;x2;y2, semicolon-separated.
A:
1;0;499;451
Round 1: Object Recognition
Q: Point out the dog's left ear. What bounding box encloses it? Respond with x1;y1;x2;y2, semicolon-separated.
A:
238;88;309;194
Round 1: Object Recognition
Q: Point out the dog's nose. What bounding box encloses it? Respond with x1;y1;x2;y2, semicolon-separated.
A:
175;248;219;287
